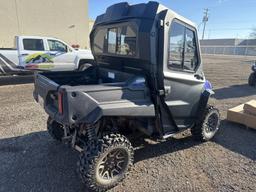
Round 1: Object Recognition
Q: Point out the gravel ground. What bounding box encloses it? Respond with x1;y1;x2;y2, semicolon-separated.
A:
0;55;255;192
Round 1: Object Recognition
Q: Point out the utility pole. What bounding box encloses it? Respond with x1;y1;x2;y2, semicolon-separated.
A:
202;8;209;40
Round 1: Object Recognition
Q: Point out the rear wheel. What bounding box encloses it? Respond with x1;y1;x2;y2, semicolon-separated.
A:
191;105;220;141
78;133;134;192
78;62;93;71
47;117;64;141
248;73;256;86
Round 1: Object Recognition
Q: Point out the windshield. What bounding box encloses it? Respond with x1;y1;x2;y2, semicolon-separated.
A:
92;24;137;56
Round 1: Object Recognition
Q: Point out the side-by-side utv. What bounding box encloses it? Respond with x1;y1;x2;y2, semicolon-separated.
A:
248;62;256;86
33;2;220;191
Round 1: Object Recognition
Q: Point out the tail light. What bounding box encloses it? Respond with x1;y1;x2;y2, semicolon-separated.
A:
58;92;64;114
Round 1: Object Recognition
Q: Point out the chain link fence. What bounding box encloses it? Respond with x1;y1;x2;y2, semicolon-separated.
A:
200;39;256;56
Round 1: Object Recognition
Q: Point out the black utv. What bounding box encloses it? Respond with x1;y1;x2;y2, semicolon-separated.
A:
33;2;220;191
248;62;256;86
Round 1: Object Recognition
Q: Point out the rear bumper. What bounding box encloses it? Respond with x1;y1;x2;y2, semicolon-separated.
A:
35;88;155;126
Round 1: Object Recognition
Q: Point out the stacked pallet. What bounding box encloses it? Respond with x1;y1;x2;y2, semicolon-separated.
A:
227;100;256;129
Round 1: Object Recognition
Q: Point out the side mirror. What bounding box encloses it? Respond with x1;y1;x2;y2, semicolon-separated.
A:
71;44;80;50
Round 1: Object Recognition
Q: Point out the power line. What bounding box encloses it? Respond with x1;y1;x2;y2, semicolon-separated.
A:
211;20;256;23
202;8;209;40
208;28;252;31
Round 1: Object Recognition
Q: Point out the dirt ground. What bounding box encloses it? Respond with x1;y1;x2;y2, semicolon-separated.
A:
0;55;255;192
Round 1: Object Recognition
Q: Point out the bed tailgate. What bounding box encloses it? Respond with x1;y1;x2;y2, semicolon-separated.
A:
33;72;60;117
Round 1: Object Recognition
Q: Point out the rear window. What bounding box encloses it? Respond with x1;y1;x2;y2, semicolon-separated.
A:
107;28;117;54
23;39;44;51
93;25;137;56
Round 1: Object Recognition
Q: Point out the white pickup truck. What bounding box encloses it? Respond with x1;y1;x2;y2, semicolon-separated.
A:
0;36;94;75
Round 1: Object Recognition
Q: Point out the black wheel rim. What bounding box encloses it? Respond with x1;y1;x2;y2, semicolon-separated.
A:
205;113;219;133
98;148;128;181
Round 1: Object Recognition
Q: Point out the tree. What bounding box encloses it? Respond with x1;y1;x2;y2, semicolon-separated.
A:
250;28;256;38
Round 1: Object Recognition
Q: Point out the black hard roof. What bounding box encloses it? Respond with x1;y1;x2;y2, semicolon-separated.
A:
94;1;165;25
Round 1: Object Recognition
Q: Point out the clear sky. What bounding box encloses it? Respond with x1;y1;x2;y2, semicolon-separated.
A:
89;0;256;39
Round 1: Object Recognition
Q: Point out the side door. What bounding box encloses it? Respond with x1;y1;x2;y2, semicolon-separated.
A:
46;39;76;71
164;20;205;129
17;36;48;68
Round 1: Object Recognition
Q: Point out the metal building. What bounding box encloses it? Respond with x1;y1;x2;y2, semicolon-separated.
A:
0;0;90;48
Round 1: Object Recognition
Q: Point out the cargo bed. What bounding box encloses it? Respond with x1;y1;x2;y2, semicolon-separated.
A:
33;67;155;125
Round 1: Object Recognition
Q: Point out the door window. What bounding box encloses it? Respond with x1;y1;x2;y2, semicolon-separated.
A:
184;29;198;71
168;22;185;69
48;40;68;52
168;21;199;71
23;39;44;51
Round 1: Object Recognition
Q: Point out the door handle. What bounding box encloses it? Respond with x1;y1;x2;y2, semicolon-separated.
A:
21;53;28;56
164;86;171;96
158;86;171;96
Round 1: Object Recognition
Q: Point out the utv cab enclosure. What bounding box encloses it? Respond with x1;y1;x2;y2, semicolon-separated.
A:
33;2;220;191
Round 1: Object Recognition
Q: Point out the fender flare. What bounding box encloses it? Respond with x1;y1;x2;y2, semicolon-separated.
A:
77;59;95;70
196;89;214;123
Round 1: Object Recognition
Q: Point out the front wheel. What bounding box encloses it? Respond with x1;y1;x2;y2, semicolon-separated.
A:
248;73;256;86
78;134;134;192
191;105;220;141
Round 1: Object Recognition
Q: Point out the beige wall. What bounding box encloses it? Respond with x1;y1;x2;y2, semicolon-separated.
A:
88;19;95;46
89;19;95;33
0;0;90;48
